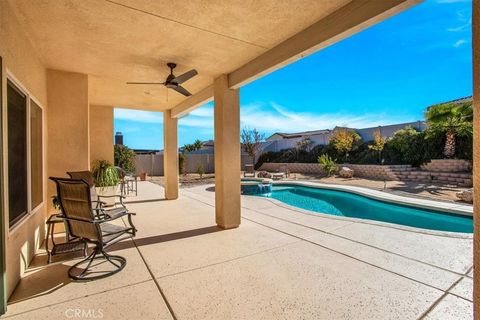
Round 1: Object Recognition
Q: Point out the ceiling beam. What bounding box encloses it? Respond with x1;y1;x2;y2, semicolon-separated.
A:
170;0;421;118
170;85;213;118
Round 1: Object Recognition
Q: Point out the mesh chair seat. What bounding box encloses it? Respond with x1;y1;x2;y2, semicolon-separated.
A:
50;177;137;281
101;223;133;245
67;171;126;208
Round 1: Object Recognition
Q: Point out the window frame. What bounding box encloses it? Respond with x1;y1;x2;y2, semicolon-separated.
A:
5;71;45;231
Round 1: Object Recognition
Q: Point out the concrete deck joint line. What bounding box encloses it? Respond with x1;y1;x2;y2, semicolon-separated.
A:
156;240;303;280
417;277;464;320
131;235;178;320
2;279;153;319
181;191;471;275
240;201;470;276
240;215;458;295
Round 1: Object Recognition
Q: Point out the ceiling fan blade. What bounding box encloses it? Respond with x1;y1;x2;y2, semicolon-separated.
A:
171;85;192;96
171;69;198;84
126;82;165;85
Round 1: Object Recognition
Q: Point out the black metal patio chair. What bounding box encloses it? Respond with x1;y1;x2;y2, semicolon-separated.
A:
50;177;137;281
67;170;126;209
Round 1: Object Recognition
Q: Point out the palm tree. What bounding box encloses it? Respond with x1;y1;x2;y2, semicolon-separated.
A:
425;102;472;158
193;139;203;151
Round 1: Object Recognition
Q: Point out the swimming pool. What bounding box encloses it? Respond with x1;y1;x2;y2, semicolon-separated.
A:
256;184;473;233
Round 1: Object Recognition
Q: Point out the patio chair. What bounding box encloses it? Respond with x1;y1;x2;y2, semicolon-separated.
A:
115;166;138;196
244;164;256;177
50;177;136;281
67;170;126;210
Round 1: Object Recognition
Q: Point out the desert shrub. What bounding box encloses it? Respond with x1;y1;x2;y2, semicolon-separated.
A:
196;163;205;179
179;153;186;174
318;154;338;176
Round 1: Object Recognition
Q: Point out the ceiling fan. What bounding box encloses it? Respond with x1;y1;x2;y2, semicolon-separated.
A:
127;62;198;97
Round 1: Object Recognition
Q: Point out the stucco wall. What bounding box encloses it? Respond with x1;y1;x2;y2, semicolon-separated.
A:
47;70;90;215
0;0;48;298
90;105;113;164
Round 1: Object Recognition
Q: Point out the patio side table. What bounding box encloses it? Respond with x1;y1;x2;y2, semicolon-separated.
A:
45;214;87;263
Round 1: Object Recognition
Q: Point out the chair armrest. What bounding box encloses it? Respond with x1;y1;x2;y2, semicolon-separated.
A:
92;200;107;207
93;211;136;224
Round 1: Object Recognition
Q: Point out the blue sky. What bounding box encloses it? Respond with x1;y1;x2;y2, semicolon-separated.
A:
114;0;472;150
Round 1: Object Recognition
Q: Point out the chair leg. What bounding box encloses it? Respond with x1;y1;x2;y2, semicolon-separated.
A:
68;248;127;281
127;214;137;236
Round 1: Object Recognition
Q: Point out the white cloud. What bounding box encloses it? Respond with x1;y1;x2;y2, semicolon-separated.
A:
114;108;163;124
238;102;405;133
453;39;467;47
116;102;413;137
447;22;471;32
188;106;214;117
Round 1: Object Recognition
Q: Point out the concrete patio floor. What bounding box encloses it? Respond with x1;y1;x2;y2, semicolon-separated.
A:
3;182;473;319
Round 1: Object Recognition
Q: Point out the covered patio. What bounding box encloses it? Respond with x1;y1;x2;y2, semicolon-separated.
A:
3;182;474;319
0;0;479;318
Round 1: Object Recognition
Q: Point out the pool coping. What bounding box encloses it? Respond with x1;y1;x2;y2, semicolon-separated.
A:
249;180;474;239
272;181;473;216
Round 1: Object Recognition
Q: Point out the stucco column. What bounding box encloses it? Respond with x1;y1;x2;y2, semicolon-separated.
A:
90;105;114;164
163;110;179;200
214;75;241;229
473;0;479;317
47;70;89;215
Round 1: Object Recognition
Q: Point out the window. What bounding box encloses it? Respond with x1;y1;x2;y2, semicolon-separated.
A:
30;100;43;209
6;77;44;228
7;80;27;227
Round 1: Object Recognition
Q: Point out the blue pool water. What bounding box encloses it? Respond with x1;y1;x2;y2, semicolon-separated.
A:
257;185;473;233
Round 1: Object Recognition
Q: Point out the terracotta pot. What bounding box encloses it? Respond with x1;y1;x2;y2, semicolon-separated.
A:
139;172;147;181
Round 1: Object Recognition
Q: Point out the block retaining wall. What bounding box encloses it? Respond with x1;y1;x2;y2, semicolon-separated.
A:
259;160;472;187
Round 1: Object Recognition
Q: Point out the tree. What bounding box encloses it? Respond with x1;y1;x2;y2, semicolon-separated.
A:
183;140;203;153
193;139;203;151
181;140;203;175
114;144;136;173
330;128;361;162
368;129;387;164
425;102;473;158
241;127;265;166
296;137;314;152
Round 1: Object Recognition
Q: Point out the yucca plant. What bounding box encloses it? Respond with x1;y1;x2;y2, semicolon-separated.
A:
92;160;119;189
318;154;338;176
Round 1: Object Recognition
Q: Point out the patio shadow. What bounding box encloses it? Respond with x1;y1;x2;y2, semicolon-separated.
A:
110;226;222;251
8;263;72;304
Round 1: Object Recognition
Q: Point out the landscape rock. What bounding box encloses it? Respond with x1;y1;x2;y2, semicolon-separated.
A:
339;167;354;178
456;189;473;203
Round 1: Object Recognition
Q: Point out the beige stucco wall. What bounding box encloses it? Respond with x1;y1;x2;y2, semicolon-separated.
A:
0;0;48;298
47;70;90;216
90;105;113;164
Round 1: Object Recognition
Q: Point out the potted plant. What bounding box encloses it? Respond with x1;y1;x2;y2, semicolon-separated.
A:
92;160;120;206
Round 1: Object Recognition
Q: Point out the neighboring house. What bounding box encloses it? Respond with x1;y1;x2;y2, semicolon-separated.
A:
339;121;427;142
264;129;333;153
264;121;427;153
